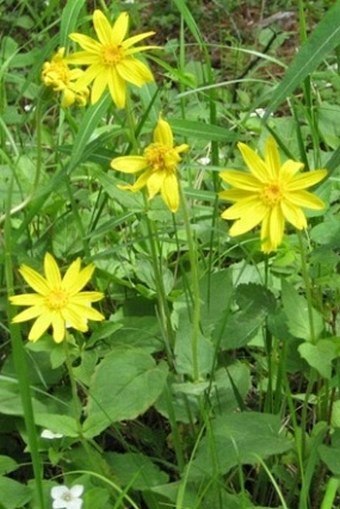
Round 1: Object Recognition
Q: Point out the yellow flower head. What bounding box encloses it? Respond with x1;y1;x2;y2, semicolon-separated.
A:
67;9;157;107
219;137;327;253
10;253;104;343
41;48;89;107
110;116;189;212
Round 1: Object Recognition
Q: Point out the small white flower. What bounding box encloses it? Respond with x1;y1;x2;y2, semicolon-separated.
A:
249;108;267;118
197;156;211;166
124;0;135;3
41;429;63;439
51;485;84;509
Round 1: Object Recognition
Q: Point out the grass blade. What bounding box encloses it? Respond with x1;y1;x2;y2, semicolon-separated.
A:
265;1;340;116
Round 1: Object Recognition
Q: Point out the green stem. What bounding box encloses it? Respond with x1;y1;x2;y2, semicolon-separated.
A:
142;195;176;362
5;180;45;509
297;231;316;343
178;181;200;382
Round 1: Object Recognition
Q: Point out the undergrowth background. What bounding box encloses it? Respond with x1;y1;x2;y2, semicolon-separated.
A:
1;0;340;508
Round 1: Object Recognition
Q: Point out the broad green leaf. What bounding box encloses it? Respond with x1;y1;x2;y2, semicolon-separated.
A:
281;280;324;342
0;477;31;509
200;269;233;334
189;412;292;479
170;118;237;142
310;219;340;248
60;0;85;48
0;457;18;476
298;339;337;379
83;349;168;438
105;452;168;490
319;444;340;475
173;301;215;378
35;413;79;438
216;283;276;350
265;1;340;116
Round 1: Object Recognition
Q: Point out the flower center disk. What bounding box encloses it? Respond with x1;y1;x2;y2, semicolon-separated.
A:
102;45;123;65
261;182;283;206
144;143;180;172
45;289;69;310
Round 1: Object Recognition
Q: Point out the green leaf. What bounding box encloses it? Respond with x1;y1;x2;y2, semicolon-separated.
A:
216;283;276;350
281;280;324;341
319;443;340;475
170;118;237;142
0;477;31;509
174;305;215;378
298;339;337;379
66;94;111;175
0;457;18;476
60;0;85;48
35;413;79;438
265;1;340;116
105;452;169;490
189;412;292;479
83;349;168;438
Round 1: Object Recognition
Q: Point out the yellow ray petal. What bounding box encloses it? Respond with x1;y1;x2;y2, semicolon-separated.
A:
161;173;179;212
118;169;152;192
175;144;189;155
51;312;67;343
153;117;173;147
70;303;105;322
268;205;285;251
28;313;53;342
44;253;62;288
108;68;126;108
147;171;166;200
265;137;281;179
66;52;101;65
111;156;147;173
219;189;254;202
69;33;102;53
125;45;160;56
219;170;262;191
19;265;50;295
281;200;307;229
237;142;269;182
71;291;104;304
221;196;265;220
112;11;129;45
62;258;81;289
91;70;108;103
227;203;267;236
117;58;153;87
286;190;325;210
12;305;46;323
279;159;304;181
10;293;44;306
66;263;95;295
286;169;327;191
75;64;105;89
122;31;155;49
61;306;88;331
93;9;114;45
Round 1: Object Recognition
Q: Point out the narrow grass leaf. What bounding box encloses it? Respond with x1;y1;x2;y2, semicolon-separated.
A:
66;94;111;175
265;1;340;116
170;118;237;142
60;0;86;48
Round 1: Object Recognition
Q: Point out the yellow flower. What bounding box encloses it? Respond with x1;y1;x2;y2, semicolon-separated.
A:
67;9;156;107
10;253;104;343
41;48;89;107
110;116;189;212
219;137;327;253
